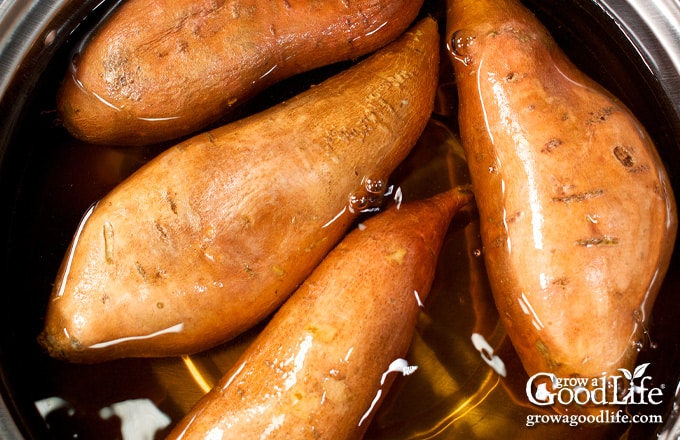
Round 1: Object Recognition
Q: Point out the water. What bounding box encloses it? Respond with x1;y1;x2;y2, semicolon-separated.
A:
1;0;679;439
448;29;476;66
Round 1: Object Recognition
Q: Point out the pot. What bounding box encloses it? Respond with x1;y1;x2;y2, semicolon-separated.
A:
1;0;679;439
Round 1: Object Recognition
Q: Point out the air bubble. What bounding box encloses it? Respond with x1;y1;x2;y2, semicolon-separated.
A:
364;178;385;195
44;29;57;47
348;177;388;213
449;30;476;66
472;249;482;257
633;309;642;323
349;193;370;212
634;341;643;352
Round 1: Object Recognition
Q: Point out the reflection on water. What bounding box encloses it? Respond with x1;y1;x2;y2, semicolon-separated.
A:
36;397;171;440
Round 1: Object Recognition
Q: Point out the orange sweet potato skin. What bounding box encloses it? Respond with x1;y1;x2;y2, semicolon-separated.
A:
39;18;440;363
447;0;677;413
58;0;424;146
167;188;473;440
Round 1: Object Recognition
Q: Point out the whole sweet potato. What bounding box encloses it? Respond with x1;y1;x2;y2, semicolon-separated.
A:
58;0;424;146
446;0;677;414
167;187;473;440
39;18;440;363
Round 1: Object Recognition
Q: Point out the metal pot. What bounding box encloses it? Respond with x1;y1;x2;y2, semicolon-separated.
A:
1;0;678;438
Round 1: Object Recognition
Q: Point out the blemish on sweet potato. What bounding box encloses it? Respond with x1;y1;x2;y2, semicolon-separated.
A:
154;220;170;242
492;236;505;248
587;106;614;124
272;265;285;276
613;145;635;167
629;164;651;174
387;247;407;264
166;192;178;214
542;138;562;153
70;337;82;351
573;236;620;247
103;221;114;263
507;210;523;223
552;277;569;287
135;261;148;282
536;339;559;369
505;71;522;82
551;189;604;203
242;263;255;278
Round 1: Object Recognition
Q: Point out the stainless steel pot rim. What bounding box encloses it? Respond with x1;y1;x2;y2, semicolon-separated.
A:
0;1;679;439
0;0;67;101
625;0;680;75
600;0;680;110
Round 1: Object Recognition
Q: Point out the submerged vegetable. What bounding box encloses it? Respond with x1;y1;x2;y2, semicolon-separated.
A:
446;0;677;414
57;0;424;146
39;18;440;363
167;187;473;440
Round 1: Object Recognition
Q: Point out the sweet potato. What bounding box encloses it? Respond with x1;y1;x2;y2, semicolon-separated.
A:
58;0;424;146
166;187;473;440
38;18;440;363
446;0;677;414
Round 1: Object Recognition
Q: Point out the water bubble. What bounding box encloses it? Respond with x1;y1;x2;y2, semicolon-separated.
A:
449;30;476;66
44;29;57;47
349;192;370;212
631;309;657;351
634;341;643;352
364;178;385;195
70;52;81;73
633;309;642;323
348;177;388;213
